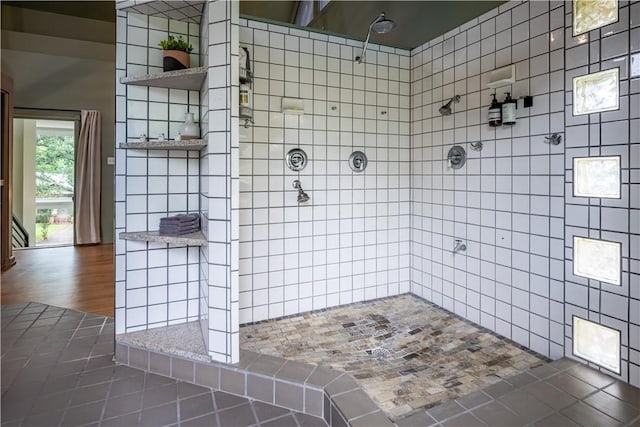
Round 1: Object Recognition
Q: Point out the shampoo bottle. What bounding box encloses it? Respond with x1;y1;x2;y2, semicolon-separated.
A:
501;92;517;125
488;94;502;127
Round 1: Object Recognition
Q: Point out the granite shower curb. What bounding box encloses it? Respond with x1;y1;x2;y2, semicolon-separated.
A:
115;341;394;426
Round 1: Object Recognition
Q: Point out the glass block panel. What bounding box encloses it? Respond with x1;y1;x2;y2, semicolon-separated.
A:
573;69;619;115
573;0;618;36
573;237;621;285
573;316;620;373
574;156;620;198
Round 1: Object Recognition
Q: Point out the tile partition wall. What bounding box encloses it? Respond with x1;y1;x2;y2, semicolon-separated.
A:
237;20;412;323
115;11;202;335
198;0;210;362
410;0;639;387
563;0;639;385
200;0;242;363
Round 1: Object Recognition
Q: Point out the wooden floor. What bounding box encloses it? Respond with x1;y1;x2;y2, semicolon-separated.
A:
1;244;114;317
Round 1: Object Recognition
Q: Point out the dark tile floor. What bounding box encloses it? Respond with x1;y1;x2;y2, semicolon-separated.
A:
395;359;640;427
1;303;327;427
4;302;640;427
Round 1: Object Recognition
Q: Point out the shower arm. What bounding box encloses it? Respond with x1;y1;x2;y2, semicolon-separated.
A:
355;15;384;64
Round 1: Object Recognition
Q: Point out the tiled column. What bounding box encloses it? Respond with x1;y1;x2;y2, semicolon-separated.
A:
203;0;240;363
563;0;639;386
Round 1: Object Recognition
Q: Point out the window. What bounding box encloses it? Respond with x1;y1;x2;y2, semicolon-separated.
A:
294;0;314;27
573;316;620;373
294;0;331;28
573;156;621;198
573;236;621;285
573;68;619;115
573;0;618;36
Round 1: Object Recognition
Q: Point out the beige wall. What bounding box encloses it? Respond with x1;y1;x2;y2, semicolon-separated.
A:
1;5;115;242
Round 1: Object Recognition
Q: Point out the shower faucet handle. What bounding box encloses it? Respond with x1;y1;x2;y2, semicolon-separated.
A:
453;239;467;254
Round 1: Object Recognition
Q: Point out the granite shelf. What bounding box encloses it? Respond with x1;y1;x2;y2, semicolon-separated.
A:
119;230;206;246
120;67;206;90
119;139;206;150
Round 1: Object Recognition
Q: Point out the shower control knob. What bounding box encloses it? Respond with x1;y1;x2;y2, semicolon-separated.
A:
348;151;368;173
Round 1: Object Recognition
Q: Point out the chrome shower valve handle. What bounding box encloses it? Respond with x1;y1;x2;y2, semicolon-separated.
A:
453;239;467;254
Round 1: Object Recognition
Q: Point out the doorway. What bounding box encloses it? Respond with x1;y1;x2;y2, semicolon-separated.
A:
12;115;79;248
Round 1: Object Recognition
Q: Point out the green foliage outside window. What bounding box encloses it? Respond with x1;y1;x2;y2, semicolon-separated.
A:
35;135;74;198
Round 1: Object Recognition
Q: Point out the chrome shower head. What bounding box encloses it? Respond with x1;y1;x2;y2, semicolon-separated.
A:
371;13;395;34
355;12;396;63
439;95;461;116
293;180;310;203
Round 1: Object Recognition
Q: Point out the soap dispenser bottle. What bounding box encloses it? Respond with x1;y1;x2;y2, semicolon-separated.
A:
501;92;517;125
488;94;502;127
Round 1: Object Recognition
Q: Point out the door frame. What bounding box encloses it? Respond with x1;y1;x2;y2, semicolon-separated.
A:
1;73;15;270
13;108;81;247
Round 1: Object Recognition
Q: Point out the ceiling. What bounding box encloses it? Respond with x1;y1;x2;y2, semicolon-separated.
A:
3;1;506;50
3;1;116;22
240;1;506;50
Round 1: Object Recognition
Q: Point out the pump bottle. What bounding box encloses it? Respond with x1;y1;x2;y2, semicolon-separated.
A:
501;92;517;125
488;94;502;127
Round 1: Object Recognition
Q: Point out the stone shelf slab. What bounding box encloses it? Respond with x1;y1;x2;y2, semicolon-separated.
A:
116;321;209;362
119;139;206;150
119;230;206;246
120;67;206;90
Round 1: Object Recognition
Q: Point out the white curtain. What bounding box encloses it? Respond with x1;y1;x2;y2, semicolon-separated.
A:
75;110;101;244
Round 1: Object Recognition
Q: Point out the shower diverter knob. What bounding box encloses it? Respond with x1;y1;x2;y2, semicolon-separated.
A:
348;151;368;172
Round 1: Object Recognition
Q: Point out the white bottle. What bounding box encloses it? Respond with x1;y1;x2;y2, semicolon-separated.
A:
501;92;517;125
239;48;247;80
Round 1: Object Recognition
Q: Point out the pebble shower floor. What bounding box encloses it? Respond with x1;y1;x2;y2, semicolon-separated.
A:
240;294;548;420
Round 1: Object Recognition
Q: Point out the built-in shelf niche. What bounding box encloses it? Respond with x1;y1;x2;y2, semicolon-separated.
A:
487;64;516;89
120;67;206;90
119;139;206;150
120;230;206;246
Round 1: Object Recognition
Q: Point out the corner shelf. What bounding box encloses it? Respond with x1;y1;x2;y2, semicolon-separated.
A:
119;139;206;150
120;67;206;90
119;230;206;246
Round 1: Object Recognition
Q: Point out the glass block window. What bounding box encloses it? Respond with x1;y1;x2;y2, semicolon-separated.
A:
574;156;621;198
573;68;619;115
573;0;618;36
574;237;621;285
573;316;620;373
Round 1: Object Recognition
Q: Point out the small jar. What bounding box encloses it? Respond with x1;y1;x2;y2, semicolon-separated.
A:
179;112;200;140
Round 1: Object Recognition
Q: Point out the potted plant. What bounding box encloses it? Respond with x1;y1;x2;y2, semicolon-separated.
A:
159;35;193;72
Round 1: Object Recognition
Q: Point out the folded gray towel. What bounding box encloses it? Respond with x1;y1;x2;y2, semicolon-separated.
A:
160;221;199;229
159;228;200;235
159;226;200;236
160;213;199;224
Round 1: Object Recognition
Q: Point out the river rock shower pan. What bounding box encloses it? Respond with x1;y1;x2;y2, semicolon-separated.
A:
240;294;547;421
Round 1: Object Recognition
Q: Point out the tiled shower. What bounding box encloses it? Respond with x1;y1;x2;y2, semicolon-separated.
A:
114;0;640;388
237;20;412;323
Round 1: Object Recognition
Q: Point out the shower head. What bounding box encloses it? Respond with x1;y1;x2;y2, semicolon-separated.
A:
293;180;310;203
439;95;461;116
355;12;396;64
371;13;395;34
